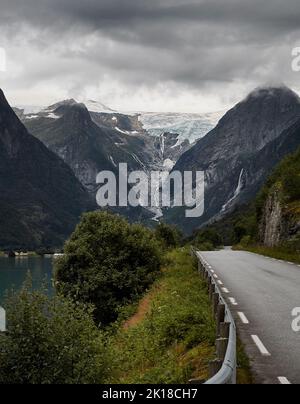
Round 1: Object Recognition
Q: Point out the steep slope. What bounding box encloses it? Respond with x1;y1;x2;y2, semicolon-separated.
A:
192;121;300;246
170;86;300;233
0;89;93;250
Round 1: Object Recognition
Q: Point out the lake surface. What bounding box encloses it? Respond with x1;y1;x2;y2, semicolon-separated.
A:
0;257;54;304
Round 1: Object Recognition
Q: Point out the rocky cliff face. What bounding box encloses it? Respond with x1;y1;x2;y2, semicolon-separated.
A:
0;90;93;249
258;146;300;248
259;189;300;248
259;190;283;247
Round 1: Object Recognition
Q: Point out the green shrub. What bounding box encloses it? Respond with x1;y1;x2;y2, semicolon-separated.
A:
155;223;182;249
194;229;222;249
55;211;162;325
195;241;214;251
0;280;109;384
240;235;252;247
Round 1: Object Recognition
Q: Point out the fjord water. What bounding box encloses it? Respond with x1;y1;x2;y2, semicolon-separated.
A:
0;257;54;304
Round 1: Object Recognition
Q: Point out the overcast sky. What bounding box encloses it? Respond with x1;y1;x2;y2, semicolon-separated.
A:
1;0;300;113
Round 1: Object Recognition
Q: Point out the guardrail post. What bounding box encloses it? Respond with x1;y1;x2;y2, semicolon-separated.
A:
216;304;226;336
209;359;223;378
207;276;212;291
212;293;219;315
219;322;230;339
209;283;215;301
216;338;228;361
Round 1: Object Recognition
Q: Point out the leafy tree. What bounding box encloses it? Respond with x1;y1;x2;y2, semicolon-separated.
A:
55;211;162;325
195;228;222;248
282;167;300;202
155;223;182;249
0;280;109;384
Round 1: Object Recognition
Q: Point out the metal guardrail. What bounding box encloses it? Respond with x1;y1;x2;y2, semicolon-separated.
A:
190;248;237;385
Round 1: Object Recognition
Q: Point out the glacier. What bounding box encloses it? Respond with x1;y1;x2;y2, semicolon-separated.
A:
138;111;223;145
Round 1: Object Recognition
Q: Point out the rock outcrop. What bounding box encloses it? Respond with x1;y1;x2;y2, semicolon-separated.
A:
259;190;283;247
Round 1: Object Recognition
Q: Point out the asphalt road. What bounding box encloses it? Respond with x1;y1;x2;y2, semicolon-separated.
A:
199;249;300;384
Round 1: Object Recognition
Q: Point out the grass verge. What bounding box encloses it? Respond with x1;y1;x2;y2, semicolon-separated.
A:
237;337;253;384
106;248;216;384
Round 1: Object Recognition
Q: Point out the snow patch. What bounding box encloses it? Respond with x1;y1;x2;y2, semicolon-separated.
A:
46;113;60;120
115;127;139;136
160;134;165;156
151;208;164;222
109;156;117;167
25;115;39;120
163;159;175;171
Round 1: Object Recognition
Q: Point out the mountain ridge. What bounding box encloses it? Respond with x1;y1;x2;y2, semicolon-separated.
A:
168;86;300;233
0;89;94;250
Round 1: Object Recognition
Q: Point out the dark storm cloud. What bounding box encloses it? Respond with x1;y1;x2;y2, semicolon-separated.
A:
1;0;300;111
2;0;300;33
0;0;295;24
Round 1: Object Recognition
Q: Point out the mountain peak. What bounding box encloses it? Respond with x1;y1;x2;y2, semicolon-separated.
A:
47;99;78;111
245;85;300;102
0;88;9;107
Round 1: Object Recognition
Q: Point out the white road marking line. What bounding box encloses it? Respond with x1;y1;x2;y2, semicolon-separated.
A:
251;335;271;356
229;297;238;306
287;262;294;265
238;312;249;324
217;280;223;286
210;270;215;274
278;377;291;385
222;287;230;294
213;274;218;279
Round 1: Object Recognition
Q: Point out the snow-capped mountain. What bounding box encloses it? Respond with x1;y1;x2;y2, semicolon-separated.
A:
14;98;222;223
16;100;221;146
13;87;300;234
